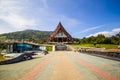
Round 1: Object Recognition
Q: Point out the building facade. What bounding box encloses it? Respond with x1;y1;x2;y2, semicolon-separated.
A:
48;22;73;43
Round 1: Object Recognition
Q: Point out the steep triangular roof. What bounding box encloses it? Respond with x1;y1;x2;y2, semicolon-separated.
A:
50;22;72;39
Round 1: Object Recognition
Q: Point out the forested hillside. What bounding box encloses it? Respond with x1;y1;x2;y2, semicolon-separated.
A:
0;29;52;43
0;29;120;45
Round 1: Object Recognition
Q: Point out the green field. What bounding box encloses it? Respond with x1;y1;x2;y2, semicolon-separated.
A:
69;44;118;49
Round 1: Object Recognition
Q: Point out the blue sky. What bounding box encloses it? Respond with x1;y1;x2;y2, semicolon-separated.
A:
0;0;120;38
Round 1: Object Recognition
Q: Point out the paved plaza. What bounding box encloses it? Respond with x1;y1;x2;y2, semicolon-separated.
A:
0;51;120;80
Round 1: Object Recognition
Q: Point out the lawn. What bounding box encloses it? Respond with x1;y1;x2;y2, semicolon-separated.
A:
69;44;119;49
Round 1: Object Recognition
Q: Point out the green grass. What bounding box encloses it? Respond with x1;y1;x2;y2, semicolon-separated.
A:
69;44;94;48
46;46;53;51
95;44;118;49
0;54;5;61
69;44;118;49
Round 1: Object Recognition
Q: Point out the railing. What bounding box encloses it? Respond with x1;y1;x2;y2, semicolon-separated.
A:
77;48;120;59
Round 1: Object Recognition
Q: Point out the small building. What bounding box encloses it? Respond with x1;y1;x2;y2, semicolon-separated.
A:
1;42;41;53
48;22;73;43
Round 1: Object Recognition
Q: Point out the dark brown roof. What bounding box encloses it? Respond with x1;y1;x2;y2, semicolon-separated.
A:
49;22;72;39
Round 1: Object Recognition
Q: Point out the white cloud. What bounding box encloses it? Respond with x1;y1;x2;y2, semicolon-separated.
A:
112;28;120;32
0;0;25;15
86;28;120;37
80;26;100;33
1;13;36;29
0;0;37;32
0;0;81;33
73;25;102;36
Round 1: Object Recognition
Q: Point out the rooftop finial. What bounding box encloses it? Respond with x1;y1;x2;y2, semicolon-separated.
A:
59;21;61;24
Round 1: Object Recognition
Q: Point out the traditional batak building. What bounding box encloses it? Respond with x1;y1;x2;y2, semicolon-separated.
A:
48;22;73;43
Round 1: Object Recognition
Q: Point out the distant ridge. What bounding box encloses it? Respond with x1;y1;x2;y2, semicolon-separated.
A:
0;29;52;43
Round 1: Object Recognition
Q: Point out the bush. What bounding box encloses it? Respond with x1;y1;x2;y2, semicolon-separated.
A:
46;46;52;51
0;54;5;61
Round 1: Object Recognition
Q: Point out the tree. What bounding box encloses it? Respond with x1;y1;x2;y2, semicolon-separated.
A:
87;36;96;44
0;44;7;54
74;38;80;43
80;37;88;44
0;36;7;54
116;32;120;45
104;37;112;44
96;34;105;44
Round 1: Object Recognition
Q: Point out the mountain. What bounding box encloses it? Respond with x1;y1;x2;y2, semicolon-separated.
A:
0;29;52;43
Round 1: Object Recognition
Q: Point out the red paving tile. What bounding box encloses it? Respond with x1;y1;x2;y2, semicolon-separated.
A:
70;54;119;80
20;55;54;80
51;53;83;80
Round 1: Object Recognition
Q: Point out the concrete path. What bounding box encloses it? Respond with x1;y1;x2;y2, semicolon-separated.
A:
0;51;120;80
